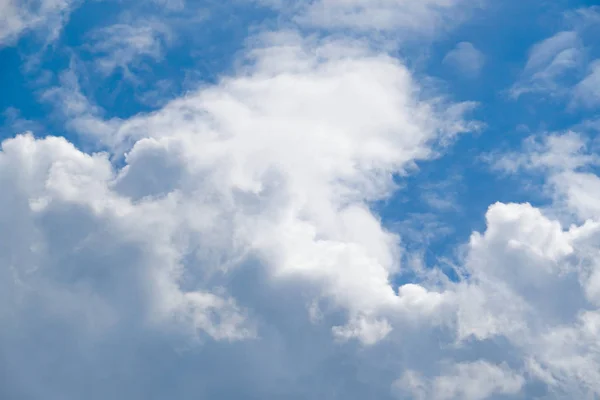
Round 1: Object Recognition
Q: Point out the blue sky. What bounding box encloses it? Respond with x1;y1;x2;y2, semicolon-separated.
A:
2;1;600;399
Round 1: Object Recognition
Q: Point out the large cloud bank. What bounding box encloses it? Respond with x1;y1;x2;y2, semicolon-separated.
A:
2;2;600;400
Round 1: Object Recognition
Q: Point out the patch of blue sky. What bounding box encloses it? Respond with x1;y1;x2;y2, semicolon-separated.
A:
379;1;600;276
1;1;278;142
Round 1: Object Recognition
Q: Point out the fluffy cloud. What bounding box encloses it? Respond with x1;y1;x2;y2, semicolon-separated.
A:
2;28;479;399
5;2;600;400
0;132;253;338
468;128;600;397
36;31;477;342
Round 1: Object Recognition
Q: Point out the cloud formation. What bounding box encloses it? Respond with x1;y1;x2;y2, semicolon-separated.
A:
511;7;600;103
511;30;583;98
0;25;478;399
573;60;600;108
443;41;485;77
0;0;75;47
83;18;174;80
258;0;478;36
4;1;600;400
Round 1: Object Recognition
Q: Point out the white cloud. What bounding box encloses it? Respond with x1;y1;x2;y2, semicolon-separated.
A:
490;131;598;174
83;17;174;80
8;3;600;399
396;361;525;400
573;60;600;109
490;131;600;220
2;26;480;399
257;0;480;36
524;31;580;73
0;0;75;47
99;32;475;340
462;129;600;397
565;6;600;32
442;42;485;77
0;133;253;341
449;201;600;397
511;7;600;101
13;28;476;356
511;31;583;98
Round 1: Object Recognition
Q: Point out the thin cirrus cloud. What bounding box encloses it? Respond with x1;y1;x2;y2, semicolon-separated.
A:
3;1;600;400
572;60;600;108
510;8;600;104
257;0;479;35
510;30;583;98
82;18;174;80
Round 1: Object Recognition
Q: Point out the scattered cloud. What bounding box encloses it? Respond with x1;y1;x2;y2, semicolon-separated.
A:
0;0;76;47
257;0;481;37
511;31;583;98
491;130;600;221
443;42;485;78
511;6;600;101
457;157;600;397
572;60;600;109
396;361;525;400
83;17;174;80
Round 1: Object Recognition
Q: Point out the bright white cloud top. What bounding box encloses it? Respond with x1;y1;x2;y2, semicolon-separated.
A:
2;1;600;399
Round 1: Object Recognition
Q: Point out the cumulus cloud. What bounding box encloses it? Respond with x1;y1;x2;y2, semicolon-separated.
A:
0;24;481;398
465;129;600;397
0;132;253;337
39;31;477;342
6;2;600;400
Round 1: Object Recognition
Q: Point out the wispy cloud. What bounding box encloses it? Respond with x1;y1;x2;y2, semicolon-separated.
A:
510;6;600;102
573;60;600;109
510;31;583;98
257;0;482;38
0;0;76;47
83;17;174;81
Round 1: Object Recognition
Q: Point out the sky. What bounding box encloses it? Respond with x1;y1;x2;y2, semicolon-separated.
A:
2;0;600;399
